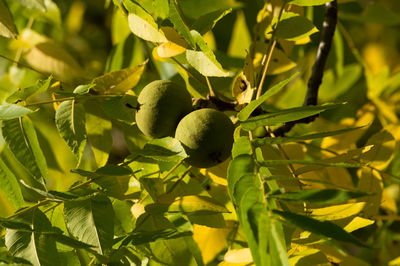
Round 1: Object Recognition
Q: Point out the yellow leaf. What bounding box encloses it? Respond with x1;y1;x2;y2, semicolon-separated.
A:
253;42;296;75
289;248;329;266
193;223;232;264
169;195;228;213
200;158;230;186
130;202;145;219
357;169;383;217
228;11;252;58
157;42;186;58
128;13;167;43
343;217;374;232
232;72;255;105
311;202;365;220
360;129;396;170
24;42;85;81
224;248;253;264
92;61;146;94
389;256;400;266
381;187;398;214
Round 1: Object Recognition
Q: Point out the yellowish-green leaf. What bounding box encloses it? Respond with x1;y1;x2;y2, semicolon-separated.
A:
92;62;146;94
128;13;167;42
0;0;18;38
274;12;318;41
168;195;229;213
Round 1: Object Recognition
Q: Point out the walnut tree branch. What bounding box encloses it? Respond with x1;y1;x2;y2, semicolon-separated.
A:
273;0;338;137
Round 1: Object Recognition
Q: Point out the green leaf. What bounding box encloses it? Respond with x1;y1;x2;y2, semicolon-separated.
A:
126;2;167;42
238;72;300;121
191;8;232;35
0;158;24;216
0;105;33;120
128;228;192;245
73;84;95;95
269;219;290;266
72;165;132;199
270;189;370;205
5;209;61;266
186;30;229;77
273;210;369;247
238;188;263;266
232;136;253;159
84;102;113;168
287;0;333;6
92;62;146;94
55;100;87;164
101;95;137;124
141;137;187;162
227;154;256;202
252;127;364;147
6;75;53;104
179;0;240;19
2;117;47;184
64;194;114;255
259;160;365;168
275;13;318;41
168;0;195;48
45;232;95;249
168;195;228;214
14;0;46;11
0;217;32;231
0;0;18;38
240;103;342;131
233;174;259;206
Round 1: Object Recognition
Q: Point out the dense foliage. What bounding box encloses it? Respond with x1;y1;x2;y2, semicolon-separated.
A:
0;0;400;265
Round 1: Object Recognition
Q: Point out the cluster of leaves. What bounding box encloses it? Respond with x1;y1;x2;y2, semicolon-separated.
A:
1;0;400;265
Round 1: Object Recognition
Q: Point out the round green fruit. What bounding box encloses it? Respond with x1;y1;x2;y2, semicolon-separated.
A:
136;80;192;138
175;108;235;168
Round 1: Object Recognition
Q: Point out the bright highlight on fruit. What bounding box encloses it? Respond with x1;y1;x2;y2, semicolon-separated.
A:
175;108;235;168
135;80;192;138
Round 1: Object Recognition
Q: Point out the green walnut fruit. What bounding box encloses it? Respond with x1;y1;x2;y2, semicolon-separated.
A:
175;108;235;168
136;80;192;138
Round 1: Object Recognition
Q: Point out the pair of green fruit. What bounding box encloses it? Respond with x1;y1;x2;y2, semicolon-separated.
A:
135;80;235;168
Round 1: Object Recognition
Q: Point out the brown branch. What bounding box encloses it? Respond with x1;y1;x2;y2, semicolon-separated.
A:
273;0;337;137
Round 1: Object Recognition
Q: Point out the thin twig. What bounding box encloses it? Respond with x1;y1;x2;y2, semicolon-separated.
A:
0;54;48;77
273;0;338;136
205;76;216;97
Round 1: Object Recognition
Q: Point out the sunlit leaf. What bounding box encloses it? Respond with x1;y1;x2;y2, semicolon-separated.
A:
311;202;366;220
186;30;229;77
0;0;18;38
238;72;300;121
2;117;47;185
85;102;113;168
270;189;370;205
55;100;87;164
168;0;195;48
5;209;60;266
167;195;228;213
273;210;368;247
252;127;364;147
0;158;24;217
274;13;318;41
15;0;46;11
241;103;343;131
0;105;33;120
287;0;333;6
64;194;114;254
24;42;85;81
141;137;187;162
6;75;53;104
92;62;146;94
